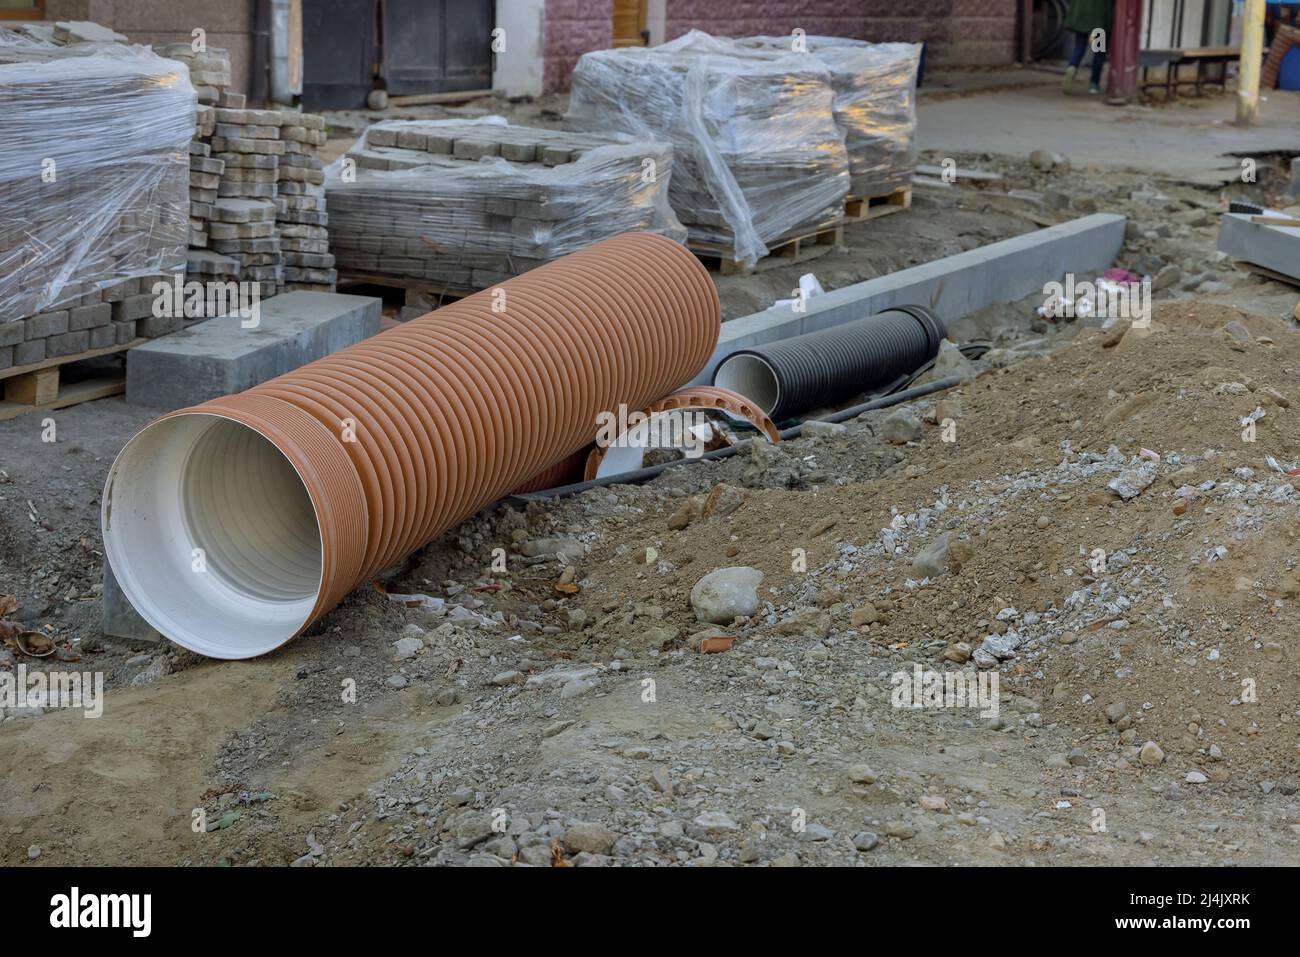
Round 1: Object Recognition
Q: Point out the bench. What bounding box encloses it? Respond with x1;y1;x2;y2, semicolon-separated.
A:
1140;45;1242;99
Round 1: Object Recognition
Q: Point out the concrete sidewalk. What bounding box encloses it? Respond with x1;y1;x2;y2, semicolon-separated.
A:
918;84;1300;184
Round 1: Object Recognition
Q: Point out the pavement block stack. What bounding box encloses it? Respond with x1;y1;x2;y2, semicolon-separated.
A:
276;113;335;292
565;30;851;265
326;119;681;291
0;33;192;366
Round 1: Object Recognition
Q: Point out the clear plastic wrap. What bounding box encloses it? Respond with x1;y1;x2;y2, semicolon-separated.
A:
564;30;850;264
324;117;685;289
0;38;193;322
742;36;921;198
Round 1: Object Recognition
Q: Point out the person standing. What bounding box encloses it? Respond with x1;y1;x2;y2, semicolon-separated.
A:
1063;0;1115;94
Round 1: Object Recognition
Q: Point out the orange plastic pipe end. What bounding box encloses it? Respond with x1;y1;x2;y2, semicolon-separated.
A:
101;232;720;658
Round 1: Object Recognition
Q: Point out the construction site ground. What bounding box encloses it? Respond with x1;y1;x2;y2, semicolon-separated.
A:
2;80;1300;866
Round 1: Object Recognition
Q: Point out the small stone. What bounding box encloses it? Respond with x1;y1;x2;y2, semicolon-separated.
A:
1104;702;1128;724
884;821;915;839
560;677;597;699
1109;461;1158;500
564;822;619;855
881;408;923;444
392;636;423;660
693;811;739;834
27;845;40;860
385;674;408;689
802;419;846;438
649;766;673;796
1066;748;1088;766
701;483;745;519
542;720;574;738
1058;631;1078;645
690;566;763;624
667;497;701;531
847;764;877;784
1185;771;1208;784
490;670;523;686
1139;741;1165;765
940;641;971;663
798;822;834;842
918;794;948;811
852;831;878;852
851;603;878;627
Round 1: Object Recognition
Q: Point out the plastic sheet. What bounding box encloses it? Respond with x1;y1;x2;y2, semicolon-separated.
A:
565;30;850;264
0;37;194;321
324;117;685;290
743;36;920;198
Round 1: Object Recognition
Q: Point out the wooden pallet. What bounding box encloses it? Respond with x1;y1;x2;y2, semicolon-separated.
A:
0;338;143;422
336;270;481;307
690;223;843;277
843;185;912;222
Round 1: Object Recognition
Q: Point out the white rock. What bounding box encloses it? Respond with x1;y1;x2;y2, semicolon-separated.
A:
690;566;763;624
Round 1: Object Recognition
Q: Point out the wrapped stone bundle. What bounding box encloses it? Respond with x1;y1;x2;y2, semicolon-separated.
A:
742;36;920;199
564;30;849;265
325;118;683;290
0;43;192;323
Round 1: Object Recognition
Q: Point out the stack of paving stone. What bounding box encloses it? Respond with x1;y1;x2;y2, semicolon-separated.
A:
326;119;681;291
565;30;849;265
276;113;334;292
0;38;192;366
209;107;287;299
1;270;185;371
739;36;921;199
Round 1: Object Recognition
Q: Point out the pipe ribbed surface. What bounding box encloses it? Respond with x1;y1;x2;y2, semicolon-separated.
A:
712;305;946;421
102;232;719;658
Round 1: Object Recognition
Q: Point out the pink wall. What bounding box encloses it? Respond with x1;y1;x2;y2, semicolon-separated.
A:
545;0;613;93
544;0;1019;91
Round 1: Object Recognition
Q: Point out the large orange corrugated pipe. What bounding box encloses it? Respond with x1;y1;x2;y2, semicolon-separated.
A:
101;233;720;658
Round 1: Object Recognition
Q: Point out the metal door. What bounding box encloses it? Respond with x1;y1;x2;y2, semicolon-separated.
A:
381;0;494;95
303;0;378;108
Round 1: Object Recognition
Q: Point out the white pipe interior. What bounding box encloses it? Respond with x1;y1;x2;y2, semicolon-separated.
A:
101;412;323;659
713;353;780;416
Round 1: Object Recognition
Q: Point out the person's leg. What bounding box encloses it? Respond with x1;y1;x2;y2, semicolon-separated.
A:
1089;47;1108;91
1064;29;1085;87
1067;30;1087;68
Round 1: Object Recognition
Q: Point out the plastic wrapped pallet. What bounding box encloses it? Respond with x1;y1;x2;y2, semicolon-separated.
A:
741;36;920;199
325;118;684;290
564;30;849;265
0;41;193;323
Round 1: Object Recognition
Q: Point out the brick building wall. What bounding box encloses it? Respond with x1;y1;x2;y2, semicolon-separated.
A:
544;0;1019;91
545;0;613;94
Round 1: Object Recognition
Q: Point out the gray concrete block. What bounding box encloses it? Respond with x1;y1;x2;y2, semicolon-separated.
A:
102;561;162;644
69;303;112;331
89;324;117;349
0;321;23;348
137;314;184;339
46;330;90;357
24;311;68;340
113;293;158;323
689;213;1129;384
1217;211;1300;281
126;291;382;409
0;345;11;371
13;338;45;366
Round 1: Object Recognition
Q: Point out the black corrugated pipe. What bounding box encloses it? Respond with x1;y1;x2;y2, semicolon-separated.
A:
712;305;946;421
